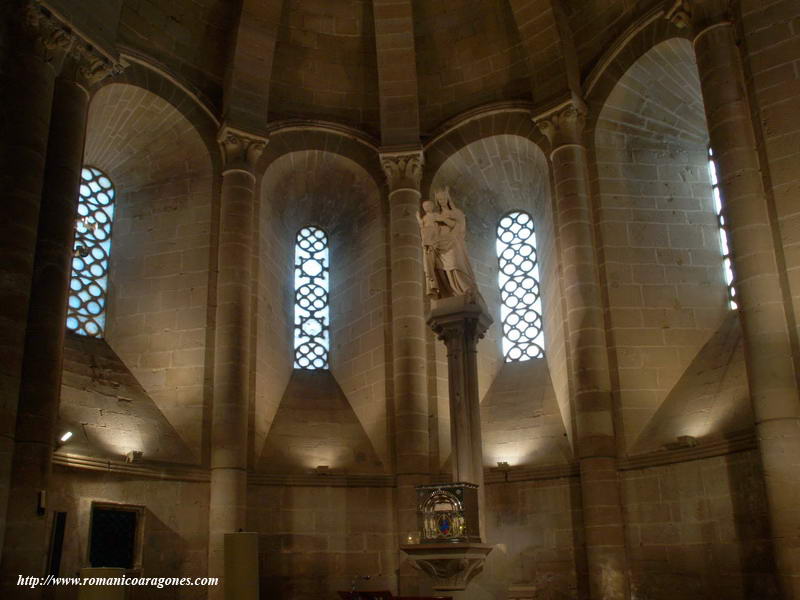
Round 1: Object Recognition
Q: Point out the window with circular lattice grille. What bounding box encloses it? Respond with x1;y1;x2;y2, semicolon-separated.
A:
496;211;545;362
66;166;115;337
293;226;330;369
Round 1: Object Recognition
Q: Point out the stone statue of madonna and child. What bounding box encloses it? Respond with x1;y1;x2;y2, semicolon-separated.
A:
416;186;485;307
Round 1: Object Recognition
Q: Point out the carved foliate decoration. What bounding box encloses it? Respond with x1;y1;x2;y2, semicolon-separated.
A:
20;2;125;84
665;0;692;28
61;43;125;89
534;97;588;150
218;125;268;172
411;556;487;590
21;1;75;64
380;150;424;192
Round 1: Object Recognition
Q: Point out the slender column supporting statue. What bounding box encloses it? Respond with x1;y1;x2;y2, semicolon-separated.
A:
419;187;490;490
401;187;493;597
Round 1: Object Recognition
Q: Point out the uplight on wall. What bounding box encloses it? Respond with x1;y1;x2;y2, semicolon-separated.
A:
125;450;143;464
59;431;73;443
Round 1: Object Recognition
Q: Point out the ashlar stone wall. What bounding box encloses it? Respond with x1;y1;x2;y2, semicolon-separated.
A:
593;38;730;452
84;83;215;465
622;451;778;599
248;484;396;600
429;133;572;469
256;148;390;471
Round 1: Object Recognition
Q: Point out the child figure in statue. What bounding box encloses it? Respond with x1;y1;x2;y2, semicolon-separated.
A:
417;188;484;304
417;200;441;298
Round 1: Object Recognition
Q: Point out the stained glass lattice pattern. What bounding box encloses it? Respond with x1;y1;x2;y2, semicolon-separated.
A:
496;211;544;362
66;167;115;337
708;148;737;310
294;226;330;369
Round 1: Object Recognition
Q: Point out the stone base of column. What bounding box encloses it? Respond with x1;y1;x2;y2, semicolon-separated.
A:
400;543;493;592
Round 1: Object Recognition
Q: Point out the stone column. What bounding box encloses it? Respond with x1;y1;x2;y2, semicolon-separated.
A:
209;126;266;598
0;42;118;591
536;101;630;600
381;151;430;591
427;298;492;491
694;19;800;599
0;1;71;567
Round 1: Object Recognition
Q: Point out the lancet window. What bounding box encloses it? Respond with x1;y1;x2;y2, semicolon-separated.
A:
707;148;737;310
293;226;330;369
496;211;544;361
66;167;115;337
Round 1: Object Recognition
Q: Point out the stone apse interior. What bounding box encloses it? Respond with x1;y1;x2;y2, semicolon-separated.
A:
1;0;799;599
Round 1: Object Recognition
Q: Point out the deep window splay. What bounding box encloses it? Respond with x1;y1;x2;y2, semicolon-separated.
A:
66;167;115;337
293;226;330;369
497;211;544;362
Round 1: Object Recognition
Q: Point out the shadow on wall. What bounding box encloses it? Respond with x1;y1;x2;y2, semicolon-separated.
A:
58;333;194;465
250;485;396;600
478;477;585;599
727;454;779;599
138;509;190;599
622;451;779;599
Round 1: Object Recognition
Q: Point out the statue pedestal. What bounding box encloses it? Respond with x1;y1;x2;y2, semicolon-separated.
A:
405;296;492;596
400;543;493;592
427;296;492;490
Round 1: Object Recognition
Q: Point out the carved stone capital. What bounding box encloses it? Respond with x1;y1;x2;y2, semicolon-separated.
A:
380;150;424;193
17;2;126;84
217;125;268;173
534;97;588;150
61;43;126;90
665;0;692;29
427;296;493;354
20;2;75;65
401;543;493;591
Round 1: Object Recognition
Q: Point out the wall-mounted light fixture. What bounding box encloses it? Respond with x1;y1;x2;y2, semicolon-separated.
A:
315;465;330;475
58;431;73;445
496;461;510;469
663;435;698;451
125;450;143;464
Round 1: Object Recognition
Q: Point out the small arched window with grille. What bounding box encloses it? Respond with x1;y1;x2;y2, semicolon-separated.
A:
293;226;330;369
707;147;737;310
496;211;544;362
66;167;115;337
